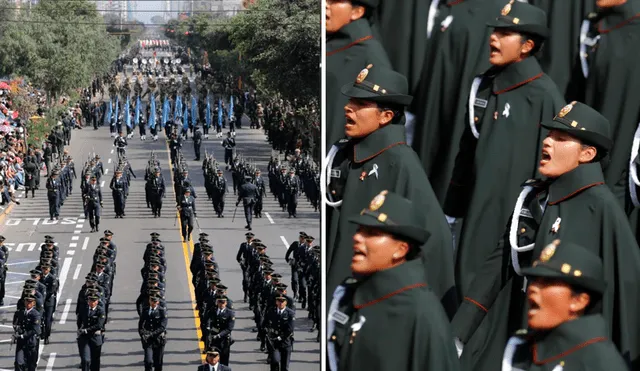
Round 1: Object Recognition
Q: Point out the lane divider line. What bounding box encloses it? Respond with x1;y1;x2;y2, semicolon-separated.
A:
81;237;89;250
280;236;289;249
45;352;56;371
59;299;72;325
265;212;275;224
73;264;82;280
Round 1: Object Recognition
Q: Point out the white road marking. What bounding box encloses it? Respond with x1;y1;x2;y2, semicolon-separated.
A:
45;353;56;371
0;339;12;343
7;271;30;276
5;295;22;299
82;237;89;250
100;180;105;188
36;343;44;365
77;224;84;229
58;257;72;296
71;236;79;241
79;213;84;218
280;236;289;249
110;149;114;154
74;230;81;234
105;168;109;175
0;324;13;328
265;212;275;224
59;299;72;324
67;250;75;255
7;260;39;266
78;219;85;223
108;158;112;164
73;264;82;280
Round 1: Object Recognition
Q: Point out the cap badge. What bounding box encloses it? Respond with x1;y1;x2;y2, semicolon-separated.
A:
558;101;577;118
501;0;514;16
539;241;557;262
369;190;388;211
356;68;369;84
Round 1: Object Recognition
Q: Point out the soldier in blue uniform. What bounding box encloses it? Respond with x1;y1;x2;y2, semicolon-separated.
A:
237;176;258;231
204;295;235;365
263;295;295;371
193;125;203;161
46;170;61;220
76;294;105;371
254;169;266;218
0;245;5;306
212;169;227;218
13;295;41;371
178;188;196;242
40;263;58;344
138;294;167;371
84;176;102;232
109;169;127;218
222;132;236;169
285;169;299;218
197;348;232;371
236;232;254;302
148;168;165;218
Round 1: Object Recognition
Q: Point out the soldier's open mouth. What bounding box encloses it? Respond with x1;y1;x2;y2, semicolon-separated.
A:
540;150;551;164
345;117;356;126
527;297;540;316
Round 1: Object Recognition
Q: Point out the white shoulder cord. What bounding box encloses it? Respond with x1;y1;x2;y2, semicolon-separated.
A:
322;144;342;208
426;0;441;38
468;76;482;139
509;186;535;276
327;285;346;371
629;122;640;207
579;19;599;79
502;336;527;371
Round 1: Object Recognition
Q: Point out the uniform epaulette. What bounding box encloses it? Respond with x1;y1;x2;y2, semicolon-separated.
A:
587;12;598;21
515;329;528;336
521;179;544;188
343;277;358;286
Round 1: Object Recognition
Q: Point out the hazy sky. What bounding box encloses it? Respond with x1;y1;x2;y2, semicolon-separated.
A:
134;0;165;23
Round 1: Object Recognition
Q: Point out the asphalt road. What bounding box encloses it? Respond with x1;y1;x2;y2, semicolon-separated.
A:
0;118;320;370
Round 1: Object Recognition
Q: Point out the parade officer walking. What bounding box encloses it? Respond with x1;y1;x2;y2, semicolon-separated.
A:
110;169;128;218
197;348;232;371
193;125;203;161
46;170;61;221
138;294;167;371
76;294;105;371
84;176;103;232
237;176;258;231
13;295;41;371
178;188;197;242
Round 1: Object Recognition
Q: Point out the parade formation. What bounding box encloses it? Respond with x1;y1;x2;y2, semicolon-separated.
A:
0;40;320;370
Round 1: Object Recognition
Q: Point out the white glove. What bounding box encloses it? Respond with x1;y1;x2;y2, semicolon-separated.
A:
454;338;464;358
445;215;457;225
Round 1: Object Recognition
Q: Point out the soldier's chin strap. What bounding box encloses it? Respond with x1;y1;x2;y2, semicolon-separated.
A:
323;145;342;208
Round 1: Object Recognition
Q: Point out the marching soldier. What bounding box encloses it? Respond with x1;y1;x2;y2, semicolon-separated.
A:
204;296;235;365
138;294;167;371
198;348;231;371
212;169;227;218
66;156;77;195
84;176;103;232
147;168;166;218
237;175;258;231
285;169;299;218
169;133;181;165
114;131;127;158
94;155;104;181
222;132;235;169
236;233;254;302
0;247;5;306
263;296;294;371
193;125;203;161
254;169;266;218
178;188;197;242
110;169;128;218
284;232;306;301
40;264;58;344
13;295;41;371
76;294;105;371
46;170;61;221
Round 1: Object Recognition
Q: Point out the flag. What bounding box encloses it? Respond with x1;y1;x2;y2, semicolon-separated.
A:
205;94;211;128
175;95;183;119
105;99;112;124
134;96;141;126
125;95;131;129
162;96;169;128
149;94;157;130
183;102;189;131
114;96;119;122
229;95;234;120
217;99;223;129
191;95;198;126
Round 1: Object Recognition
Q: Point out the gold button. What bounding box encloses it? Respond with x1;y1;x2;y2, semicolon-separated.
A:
474;117;479;123
331;335;337;341
520;228;526;233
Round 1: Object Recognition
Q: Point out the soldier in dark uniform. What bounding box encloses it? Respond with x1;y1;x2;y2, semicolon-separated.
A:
236;232;254;302
178;188;196;242
114;131;127;159
84;176;103;232
76;294;105;371
277;166;288;210
46;170;61;220
169;133;181;165
193;125;203;161
445;1;565;301
148;168;165;218
285;169;299;218
254;169;266;218
452;103;640;370
328;191;460;371
212;169;227;218
24;156;38;198
204;296;235;366
284;232;306;301
263;296;295;371
66;156;77;194
325;64;456;318
110;169;127;218
197;348;231;371
40;264;58;344
237;176;258;230
138;294;167;371
326;0;391;148
502;240;628;370
43;141;53;177
222;132;235;169
13;295;41;371
0;246;5;306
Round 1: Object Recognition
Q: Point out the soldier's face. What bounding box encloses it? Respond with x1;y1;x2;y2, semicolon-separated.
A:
344;99;394;138
539;130;596;178
351;226;409;275
25;300;35;310
596;0;626;7
326;0;365;34
526;277;589;330
489;29;533;67
206;354;220;365
217;300;227;309
276;300;287;309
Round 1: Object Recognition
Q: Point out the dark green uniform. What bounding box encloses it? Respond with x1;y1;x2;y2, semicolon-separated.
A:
326;18;391;149
409;0;503;202
565;2;640;237
452;104;640;370
445;55;565;298
530;0;594;94
326;65;456;317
